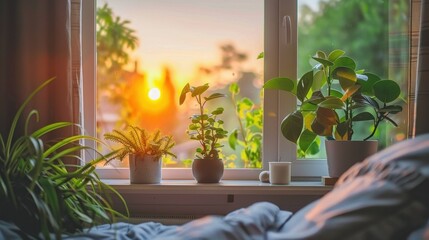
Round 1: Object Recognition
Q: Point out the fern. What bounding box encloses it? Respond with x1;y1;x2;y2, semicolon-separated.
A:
104;126;176;161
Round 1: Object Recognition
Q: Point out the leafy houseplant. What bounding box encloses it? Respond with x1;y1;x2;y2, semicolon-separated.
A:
0;79;127;239
264;49;403;176
179;83;228;183
104;126;175;184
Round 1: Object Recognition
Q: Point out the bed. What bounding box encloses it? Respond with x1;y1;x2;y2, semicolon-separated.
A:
2;134;429;240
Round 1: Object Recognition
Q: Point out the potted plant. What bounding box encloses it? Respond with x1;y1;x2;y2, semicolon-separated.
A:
264;49;403;177
179;83;228;183
104;126;175;184
0;79;127;239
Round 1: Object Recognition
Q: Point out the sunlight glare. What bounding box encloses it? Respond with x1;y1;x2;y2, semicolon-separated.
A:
148;87;161;101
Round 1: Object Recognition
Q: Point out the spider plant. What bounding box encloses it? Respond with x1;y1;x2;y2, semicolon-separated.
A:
0;78;128;239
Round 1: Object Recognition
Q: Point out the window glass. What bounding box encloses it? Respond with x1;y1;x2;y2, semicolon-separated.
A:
297;0;409;159
96;0;264;169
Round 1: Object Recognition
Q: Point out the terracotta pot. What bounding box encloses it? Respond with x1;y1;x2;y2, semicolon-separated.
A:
129;154;162;184
192;158;224;183
325;140;378;178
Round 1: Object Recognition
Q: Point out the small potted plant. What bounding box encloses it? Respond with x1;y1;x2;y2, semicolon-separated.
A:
104;126;175;184
179;83;228;183
264;49;403;177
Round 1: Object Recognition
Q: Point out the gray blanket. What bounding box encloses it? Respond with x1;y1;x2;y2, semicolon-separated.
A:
63;202;292;240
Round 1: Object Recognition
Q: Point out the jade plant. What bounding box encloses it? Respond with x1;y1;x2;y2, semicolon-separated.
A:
104;126;176;161
179;83;228;159
264;49;403;153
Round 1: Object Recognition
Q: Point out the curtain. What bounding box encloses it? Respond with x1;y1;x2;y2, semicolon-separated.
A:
0;0;81;163
414;0;429;135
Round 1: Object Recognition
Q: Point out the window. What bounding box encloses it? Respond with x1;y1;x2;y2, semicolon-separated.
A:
82;0;410;179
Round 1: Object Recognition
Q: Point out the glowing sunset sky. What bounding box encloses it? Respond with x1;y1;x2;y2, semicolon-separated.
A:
97;0;264;87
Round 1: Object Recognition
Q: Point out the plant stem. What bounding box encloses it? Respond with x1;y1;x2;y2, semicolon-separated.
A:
364;112;385;141
197;95;207;156
232;93;247;145
327;68;331;96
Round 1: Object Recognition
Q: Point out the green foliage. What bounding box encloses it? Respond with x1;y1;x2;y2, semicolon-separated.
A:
179;83;228;159
298;0;392;78
96;3;139;127
104;126;176;161
227;83;263;168
97;3;138;76
0;79;127;239
264;49;403;155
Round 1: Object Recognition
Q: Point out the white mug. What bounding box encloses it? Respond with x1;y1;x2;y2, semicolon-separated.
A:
269;162;291;185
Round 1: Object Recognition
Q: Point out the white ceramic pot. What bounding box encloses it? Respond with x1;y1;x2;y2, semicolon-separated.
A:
325;140;378;178
129;154;162;184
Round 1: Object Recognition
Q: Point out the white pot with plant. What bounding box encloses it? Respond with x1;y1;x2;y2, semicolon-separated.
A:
105;126;175;184
264;49;403;177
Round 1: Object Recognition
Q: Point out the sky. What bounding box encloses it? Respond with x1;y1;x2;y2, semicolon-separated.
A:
97;0;267;88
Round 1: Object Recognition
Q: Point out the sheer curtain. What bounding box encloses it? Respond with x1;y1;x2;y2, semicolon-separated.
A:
414;0;429;136
0;0;81;163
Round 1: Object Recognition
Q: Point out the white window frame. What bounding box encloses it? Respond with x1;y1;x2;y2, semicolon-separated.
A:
81;0;328;180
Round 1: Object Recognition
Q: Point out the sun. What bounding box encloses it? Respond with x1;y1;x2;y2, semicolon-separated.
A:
148;87;161;101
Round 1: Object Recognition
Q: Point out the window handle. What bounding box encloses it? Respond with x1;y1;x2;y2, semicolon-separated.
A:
282;15;292;45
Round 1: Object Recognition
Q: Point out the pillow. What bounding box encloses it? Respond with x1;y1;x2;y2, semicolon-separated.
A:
273;134;429;240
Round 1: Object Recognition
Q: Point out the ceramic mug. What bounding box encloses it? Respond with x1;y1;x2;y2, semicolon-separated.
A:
269;162;291;185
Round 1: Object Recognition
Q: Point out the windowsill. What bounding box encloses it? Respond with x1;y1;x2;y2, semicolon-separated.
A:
103;179;332;195
104;179;332;221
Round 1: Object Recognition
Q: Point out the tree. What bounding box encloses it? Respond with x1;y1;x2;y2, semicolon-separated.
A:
298;0;389;77
96;3;139;89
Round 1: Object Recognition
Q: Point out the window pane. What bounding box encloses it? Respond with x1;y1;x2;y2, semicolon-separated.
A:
297;0;409;158
96;0;264;169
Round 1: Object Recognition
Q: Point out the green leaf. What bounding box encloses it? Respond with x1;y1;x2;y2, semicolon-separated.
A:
318;97;344;109
191;83;209;97
373;80;401;103
189;124;198;130
385;116;399;127
301;102;318;111
229;83;239;94
379;105;403;114
358;73;381;96
312;57;334;67
330;89;344;99
280;111;303;143
328;49;345;62
228;129;238;150
332;67;357;91
257;52;264;59
263;77;295;93
298;129;317;154
312;70;327;91
352;112;375;121
205;93;226;101
179;83;190;105
212;107;224;115
333;56;356;70
316;50;327;59
297;71;313;102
